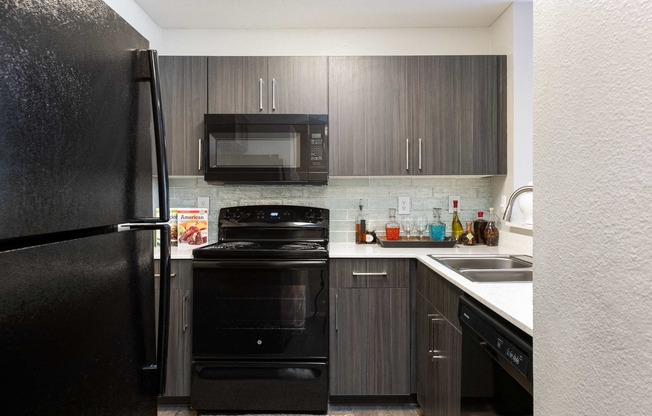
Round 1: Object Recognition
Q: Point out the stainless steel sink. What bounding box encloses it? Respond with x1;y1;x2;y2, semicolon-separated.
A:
430;256;532;271
459;269;532;282
428;255;533;283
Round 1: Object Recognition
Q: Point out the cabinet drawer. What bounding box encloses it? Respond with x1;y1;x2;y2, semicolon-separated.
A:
154;259;193;291
331;259;409;288
417;263;463;331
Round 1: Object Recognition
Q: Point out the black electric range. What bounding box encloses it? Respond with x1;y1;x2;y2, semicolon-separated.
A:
190;205;330;414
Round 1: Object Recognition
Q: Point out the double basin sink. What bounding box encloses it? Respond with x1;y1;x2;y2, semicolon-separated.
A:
428;255;533;283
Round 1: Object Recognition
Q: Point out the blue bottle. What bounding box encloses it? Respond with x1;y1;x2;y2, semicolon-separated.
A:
429;208;446;241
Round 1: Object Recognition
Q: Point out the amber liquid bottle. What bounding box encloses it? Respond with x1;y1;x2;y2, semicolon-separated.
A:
484;207;500;246
461;221;476;245
451;200;464;242
355;200;366;244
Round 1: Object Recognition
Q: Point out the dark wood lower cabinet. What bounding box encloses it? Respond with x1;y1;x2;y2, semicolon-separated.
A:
330;259;411;397
155;260;193;399
417;263;463;416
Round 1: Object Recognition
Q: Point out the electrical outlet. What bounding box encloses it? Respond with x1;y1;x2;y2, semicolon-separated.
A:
500;195;507;209
197;196;210;211
448;196;460;213
398;197;411;215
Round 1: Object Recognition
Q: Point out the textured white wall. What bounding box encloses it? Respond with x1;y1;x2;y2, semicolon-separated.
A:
534;1;652;415
490;3;534;255
102;0;163;49
160;28;492;56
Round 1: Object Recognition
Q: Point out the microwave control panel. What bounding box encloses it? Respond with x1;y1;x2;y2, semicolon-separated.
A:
309;132;327;168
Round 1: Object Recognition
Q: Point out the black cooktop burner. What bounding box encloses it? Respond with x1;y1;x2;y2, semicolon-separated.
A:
218;241;262;250
279;242;324;251
193;205;330;260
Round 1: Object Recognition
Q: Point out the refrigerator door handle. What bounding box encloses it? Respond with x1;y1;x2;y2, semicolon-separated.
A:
126;224;171;396
135;49;170;223
148;49;170;222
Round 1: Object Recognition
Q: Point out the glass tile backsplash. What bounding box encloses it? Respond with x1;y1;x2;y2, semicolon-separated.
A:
165;176;493;243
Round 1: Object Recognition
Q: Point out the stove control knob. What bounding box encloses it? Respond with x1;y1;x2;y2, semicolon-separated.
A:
305;210;316;222
232;210;242;221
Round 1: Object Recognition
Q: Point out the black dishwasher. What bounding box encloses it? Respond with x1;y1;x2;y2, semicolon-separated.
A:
458;295;533;415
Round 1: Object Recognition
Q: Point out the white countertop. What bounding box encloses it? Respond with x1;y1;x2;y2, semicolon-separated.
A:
154;244;208;260
159;241;533;336
329;242;533;336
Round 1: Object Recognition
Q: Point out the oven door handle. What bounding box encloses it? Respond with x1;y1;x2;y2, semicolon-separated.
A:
193;260;328;269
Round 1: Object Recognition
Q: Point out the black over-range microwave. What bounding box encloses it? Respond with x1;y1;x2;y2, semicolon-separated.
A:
203;114;328;185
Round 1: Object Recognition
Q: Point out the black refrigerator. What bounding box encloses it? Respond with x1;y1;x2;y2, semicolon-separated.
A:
0;1;172;415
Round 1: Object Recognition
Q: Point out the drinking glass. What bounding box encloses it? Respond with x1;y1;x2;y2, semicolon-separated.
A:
415;216;428;240
400;216;415;240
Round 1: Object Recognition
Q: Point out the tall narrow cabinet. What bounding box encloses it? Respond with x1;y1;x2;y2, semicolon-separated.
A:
158;56;208;176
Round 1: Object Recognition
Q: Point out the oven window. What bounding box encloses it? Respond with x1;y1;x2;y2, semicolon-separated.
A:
193;264;328;359
209;126;301;168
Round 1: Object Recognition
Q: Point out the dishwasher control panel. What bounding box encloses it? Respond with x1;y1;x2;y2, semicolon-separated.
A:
459;299;532;380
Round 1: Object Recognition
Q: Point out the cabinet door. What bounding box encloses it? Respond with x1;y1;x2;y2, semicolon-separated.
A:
466;56;506;175
368;288;410;395
208;56;268;113
330;288;369;395
416;294;431;410
179;289;192;396
431;319;461;416
409;56;506;175
329;56;408;176
154;261;193;398
267;57;328;114
159;56;207;175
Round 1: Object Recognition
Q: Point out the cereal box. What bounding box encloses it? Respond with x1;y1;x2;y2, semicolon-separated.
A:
177;208;209;246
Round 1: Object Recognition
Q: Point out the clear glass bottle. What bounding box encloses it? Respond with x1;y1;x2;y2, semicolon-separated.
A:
451;200;464;242
355;200;366;244
461;221;476;245
385;208;400;241
484;207;500;246
473;211;487;244
429;208;446;241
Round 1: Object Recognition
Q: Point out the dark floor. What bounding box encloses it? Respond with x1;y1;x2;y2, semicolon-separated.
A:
158;405;421;416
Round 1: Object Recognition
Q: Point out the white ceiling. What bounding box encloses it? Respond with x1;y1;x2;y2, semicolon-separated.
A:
133;0;530;30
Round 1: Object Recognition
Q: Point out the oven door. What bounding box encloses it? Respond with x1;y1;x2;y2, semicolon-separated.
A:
192;259;329;360
204;116;328;184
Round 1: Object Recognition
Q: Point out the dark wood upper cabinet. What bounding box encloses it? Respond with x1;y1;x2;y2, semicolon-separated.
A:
329;56;409;176
208;56;328;114
159;56;208;176
330;55;506;176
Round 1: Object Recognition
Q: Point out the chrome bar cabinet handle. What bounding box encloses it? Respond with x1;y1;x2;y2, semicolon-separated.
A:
198;138;202;171
272;78;277;111
406;139;409;171
259;78;263;111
